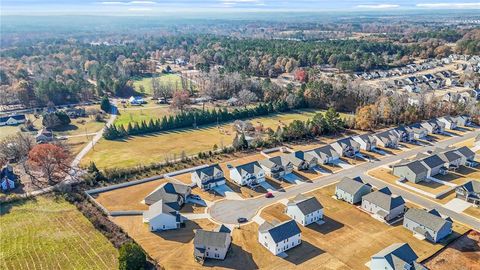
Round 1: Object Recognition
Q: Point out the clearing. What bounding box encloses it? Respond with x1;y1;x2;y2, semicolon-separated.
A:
132;74;184;95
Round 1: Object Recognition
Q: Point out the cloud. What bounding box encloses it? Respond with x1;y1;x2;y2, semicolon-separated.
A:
416;2;480;8
100;1;157;5
356;4;400;9
128;7;153;11
129;1;157;4
100;1;125;4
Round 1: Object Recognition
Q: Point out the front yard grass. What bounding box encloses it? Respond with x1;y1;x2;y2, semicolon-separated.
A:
0;195;118;270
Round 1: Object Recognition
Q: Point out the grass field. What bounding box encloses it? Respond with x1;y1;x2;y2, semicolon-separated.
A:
82;109;350;169
255;184;468;269
0;196;118;270
132;74;183;95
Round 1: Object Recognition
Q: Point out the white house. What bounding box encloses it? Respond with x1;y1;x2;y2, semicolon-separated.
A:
361;187;405;223
191;164;225;190
258;219;301;255
228;161;265;187
286;194;323;226
193;226;231;264
259;156;293;179
353;134;377;151
129;96;145;105
437;116;457;130
370;243;426;270
0;114;26;126
143;200;182;231
453;115;470;127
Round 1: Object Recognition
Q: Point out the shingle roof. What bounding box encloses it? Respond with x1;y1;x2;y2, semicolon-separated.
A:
144;182;190;207
421;155;445;169
362;187;405;211
194;230;230;249
333;137;360;150
306;145;340;160
372;243;423;270
259;156;292;169
193;164;223;180
233;161;263;176
394;160;428;175
405;208;451;232
336;177;370;196
143;199;178;220
455;146;475;159
355;134;377;144
436;150;462;163
284;151;316;167
287;194;323;215
259;220;301;243
0;114;26;122
461;180;480;193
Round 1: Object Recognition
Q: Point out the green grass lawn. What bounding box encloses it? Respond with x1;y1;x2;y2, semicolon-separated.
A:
82;109;353;169
0;196;118;270
132;74;183;95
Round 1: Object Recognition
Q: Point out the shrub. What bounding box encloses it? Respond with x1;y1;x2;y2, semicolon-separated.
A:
119;242;146;270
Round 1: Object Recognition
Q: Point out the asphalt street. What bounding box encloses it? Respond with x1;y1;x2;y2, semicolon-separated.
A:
209;130;480;230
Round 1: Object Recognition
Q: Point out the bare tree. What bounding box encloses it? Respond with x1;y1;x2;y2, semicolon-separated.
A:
237;89;258;108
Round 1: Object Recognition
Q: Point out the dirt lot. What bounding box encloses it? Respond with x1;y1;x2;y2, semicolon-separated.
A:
253;184;468;269
464;207;480;219
424;230;480;270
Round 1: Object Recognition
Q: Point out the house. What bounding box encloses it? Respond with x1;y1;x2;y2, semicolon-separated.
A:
456;180;480;206
361;187;405;223
35;128;54;143
193;226;231;263
453;115;470;127
420;120;443;134
284;151;318;170
306;145;340;165
435;148;463;169
228;161;265;187
259;156;293;179
437;116;457;130
419;154;446;178
407;124;429;140
286;194;323;226
335;176;372;204
144;182;191;206
0;165;16;191
0;114;26;126
128;96;145;105
353;134;377;151
392;160;429;183
374;130;400;148
191;164;225;190
403;208;452;243
370;243;427;270
455;146;476;165
331;137;361;157
258;219;301;255
394;126;414;142
143;199;182;231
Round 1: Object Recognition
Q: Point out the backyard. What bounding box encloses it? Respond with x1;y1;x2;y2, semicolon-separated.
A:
0;196;118;270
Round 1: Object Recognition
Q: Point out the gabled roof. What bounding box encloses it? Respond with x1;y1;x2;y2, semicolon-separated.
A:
306;145;340;160
259;156;292;169
259;219;301;243
232;161;263;176
285;151;316;166
420;154;445;169
405;208;451;232
362;187;405;211
143;199;178;220
194;229;230;249
436;149;462;163
215;224;232;234
0;114;26;122
394;160;428;175
375;129;399;143
455;146;475;159
354;134;377;144
193;164;223;180
461;180;480;194
144;182;190;207
372;243;426;270
336;177;370;195
332;137;360;150
287;194;323;215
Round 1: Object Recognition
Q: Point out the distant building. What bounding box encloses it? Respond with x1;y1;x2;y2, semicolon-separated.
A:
286;194;323;226
306;145;340;165
0;114;26;126
0;165;16;191
35;128;54;143
129;96;146;105
258;219;301;255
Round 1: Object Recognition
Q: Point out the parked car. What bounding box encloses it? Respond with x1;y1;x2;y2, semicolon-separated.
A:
188;194;201;200
265;192;274;198
237;217;248;223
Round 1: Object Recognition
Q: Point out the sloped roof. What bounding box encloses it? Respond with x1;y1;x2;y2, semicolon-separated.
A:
0;114;26;122
233;161;263;176
306;145;340;160
287;194;323;215
259;156;292;169
286;151;317;166
394;160;428;175
461;180;480;194
405;208;451;232
456;146;475;159
259;220;301;243
362;187;405;211
144;182;190;207
193;164;223;180
436;150;462;163
333;137;360;149
421;155;445;169
372;243;427;270
194;230;230;249
143;199;177;220
336;177;370;196
355;134;377;144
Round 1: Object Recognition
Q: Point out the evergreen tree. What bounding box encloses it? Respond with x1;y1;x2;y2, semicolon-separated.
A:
100;96;111;113
118;242;146;270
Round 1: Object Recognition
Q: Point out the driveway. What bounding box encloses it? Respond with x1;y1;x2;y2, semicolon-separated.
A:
443;199;473;213
282;173;304;184
213;184;243;200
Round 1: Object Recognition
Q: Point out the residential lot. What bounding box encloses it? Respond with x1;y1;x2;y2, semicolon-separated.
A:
0;196;118;270
132;74;184;95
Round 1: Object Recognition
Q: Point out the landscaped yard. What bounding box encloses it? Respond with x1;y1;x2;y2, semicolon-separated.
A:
0;196;118;270
132;74;183;95
82;109;347;169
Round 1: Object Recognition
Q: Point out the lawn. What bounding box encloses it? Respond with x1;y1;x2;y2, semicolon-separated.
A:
254;184;468;269
132;74;183;95
82;109;346;169
0;196;118;270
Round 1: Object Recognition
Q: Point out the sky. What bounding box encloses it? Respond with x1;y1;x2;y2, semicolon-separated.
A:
1;0;480;15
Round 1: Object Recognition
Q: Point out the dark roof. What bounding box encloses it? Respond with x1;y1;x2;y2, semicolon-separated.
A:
437;150;462;163
372;243;425;270
143;199;178;220
394;160;428;175
456;146;475;159
421;155;445;169
233;161;263;176
287;194;323;215
333;137;360;149
405;208;451;232
144;182;190;207
307;145;340;160
0;165;15;181
193;164;223;180
215;224;232;234
194;230;230;249
461;180;480;193
259;220;301;243
336;177;370;195
362;187;405;211
0;114;26;122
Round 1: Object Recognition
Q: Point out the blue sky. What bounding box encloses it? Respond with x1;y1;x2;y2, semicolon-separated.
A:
2;0;480;15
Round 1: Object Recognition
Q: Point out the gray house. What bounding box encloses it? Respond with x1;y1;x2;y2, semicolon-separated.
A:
435;148;463;169
420;120;445;134
394;126;414;142
403;208;452;243
407;124;429;140
420;154;446;177
374;130;400;148
361;187;406;223
193;226;232;264
392;160;428;183
437;116;457;130
455;146;476;165
144;182;192;206
306;145;340;165
335;176;372;204
284;151;318;170
191;164;226;190
455;180;480;205
353;134;377;151
331;137;360;157
259;156;293;179
370;243;427;270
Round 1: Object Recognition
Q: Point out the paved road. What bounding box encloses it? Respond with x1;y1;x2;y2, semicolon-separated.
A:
209;130;480;230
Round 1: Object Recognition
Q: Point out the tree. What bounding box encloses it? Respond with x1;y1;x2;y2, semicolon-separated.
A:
42;112;71;129
237;90;258;108
355;104;377;131
28;144;69;185
170;90;190;112
101;96;111;113
118;242;146;270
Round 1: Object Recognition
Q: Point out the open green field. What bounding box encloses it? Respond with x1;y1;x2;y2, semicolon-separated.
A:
82;109;353;169
132;74;183;95
0;196;118;270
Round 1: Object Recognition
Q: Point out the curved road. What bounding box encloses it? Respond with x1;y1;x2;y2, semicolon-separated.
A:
209;130;480;230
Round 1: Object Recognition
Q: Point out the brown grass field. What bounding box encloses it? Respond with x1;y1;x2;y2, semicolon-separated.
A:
255;184;469;269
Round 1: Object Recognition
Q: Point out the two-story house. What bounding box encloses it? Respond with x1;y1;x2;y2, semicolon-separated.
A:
258;220;301;255
191;164;226;190
286;193;323;226
228;161;265;187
